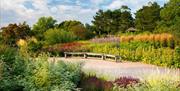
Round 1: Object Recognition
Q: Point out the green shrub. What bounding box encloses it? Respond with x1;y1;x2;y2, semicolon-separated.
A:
174;47;180;68
27;37;43;52
20;54;82;91
85;41;179;68
81;71;180;91
48;61;81;91
0;54;26;91
44;28;77;45
0;49;82;91
0;45;17;64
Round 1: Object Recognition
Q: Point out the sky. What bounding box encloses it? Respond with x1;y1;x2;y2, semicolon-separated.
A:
0;0;169;27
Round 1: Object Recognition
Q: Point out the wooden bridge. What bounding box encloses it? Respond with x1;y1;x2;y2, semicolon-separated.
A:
64;52;121;62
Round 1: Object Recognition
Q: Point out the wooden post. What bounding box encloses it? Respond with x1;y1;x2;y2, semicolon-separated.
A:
84;53;87;59
115;56;117;62
102;54;105;60
65;53;67;58
115;56;120;62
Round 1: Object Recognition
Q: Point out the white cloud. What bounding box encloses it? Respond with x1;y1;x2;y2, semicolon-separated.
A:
0;0;169;27
0;0;50;27
0;0;97;27
54;4;97;23
90;0;105;5
108;0;124;9
106;0;169;15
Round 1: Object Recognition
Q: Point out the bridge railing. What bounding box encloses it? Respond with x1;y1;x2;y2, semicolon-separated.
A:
64;52;121;62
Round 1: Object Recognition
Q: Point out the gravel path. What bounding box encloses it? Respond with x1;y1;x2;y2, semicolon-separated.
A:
49;57;180;80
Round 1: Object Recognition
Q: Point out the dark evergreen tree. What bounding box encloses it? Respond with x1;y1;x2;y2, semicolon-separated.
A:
135;2;161;32
159;0;180;41
92;6;134;36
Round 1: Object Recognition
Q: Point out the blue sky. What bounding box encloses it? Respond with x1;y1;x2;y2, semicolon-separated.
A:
0;0;169;27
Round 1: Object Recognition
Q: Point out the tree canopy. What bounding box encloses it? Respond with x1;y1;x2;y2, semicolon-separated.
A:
135;2;161;32
32;16;57;40
57;20;93;39
159;0;180;40
1;22;31;46
92;6;134;36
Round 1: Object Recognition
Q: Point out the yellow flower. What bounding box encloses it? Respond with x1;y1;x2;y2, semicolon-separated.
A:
17;39;27;47
31;37;38;43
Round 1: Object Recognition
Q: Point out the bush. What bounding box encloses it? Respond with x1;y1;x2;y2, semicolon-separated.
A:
22;56;82;91
0;44;17;65
78;74;113;91
114;77;140;88
0;53;26;91
120;33;176;48
81;73;180;91
174;47;180;68
43;42;89;56
85;41;179;68
27;37;43;52
0;50;82;91
44;28;77;45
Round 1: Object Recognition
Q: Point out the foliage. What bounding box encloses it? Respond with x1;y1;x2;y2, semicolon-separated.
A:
81;71;180;91
0;44;17;64
27;37;43;52
174;47;180;68
114;77;140;88
57;20;93;39
0;33;3;43
32;16;57;40
0;52;82;91
1;22;31;46
44;42;88;56
44;28;77;45
85;39;179;68
120;33;175;48
21;56;82;91
0;45;25;91
135;2;161;32
85;23;96;38
92;5;134;36
158;0;180;43
79;74;113;91
114;72;180;91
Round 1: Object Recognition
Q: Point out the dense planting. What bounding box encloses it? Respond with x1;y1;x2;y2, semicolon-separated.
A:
43;33;180;68
44;42;89;56
86;41;180;68
79;74;180;91
120;33;175;48
0;46;82;91
0;0;180;90
44;28;77;45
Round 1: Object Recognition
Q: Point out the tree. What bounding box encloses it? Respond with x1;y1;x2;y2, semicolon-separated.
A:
57;20;92;39
159;0;180;42
32;16;57;40
44;29;76;45
92;6;134;36
120;5;134;32
92;9;114;35
135;2;161;32
57;20;82;30
85;23;96;38
1;22;31;46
